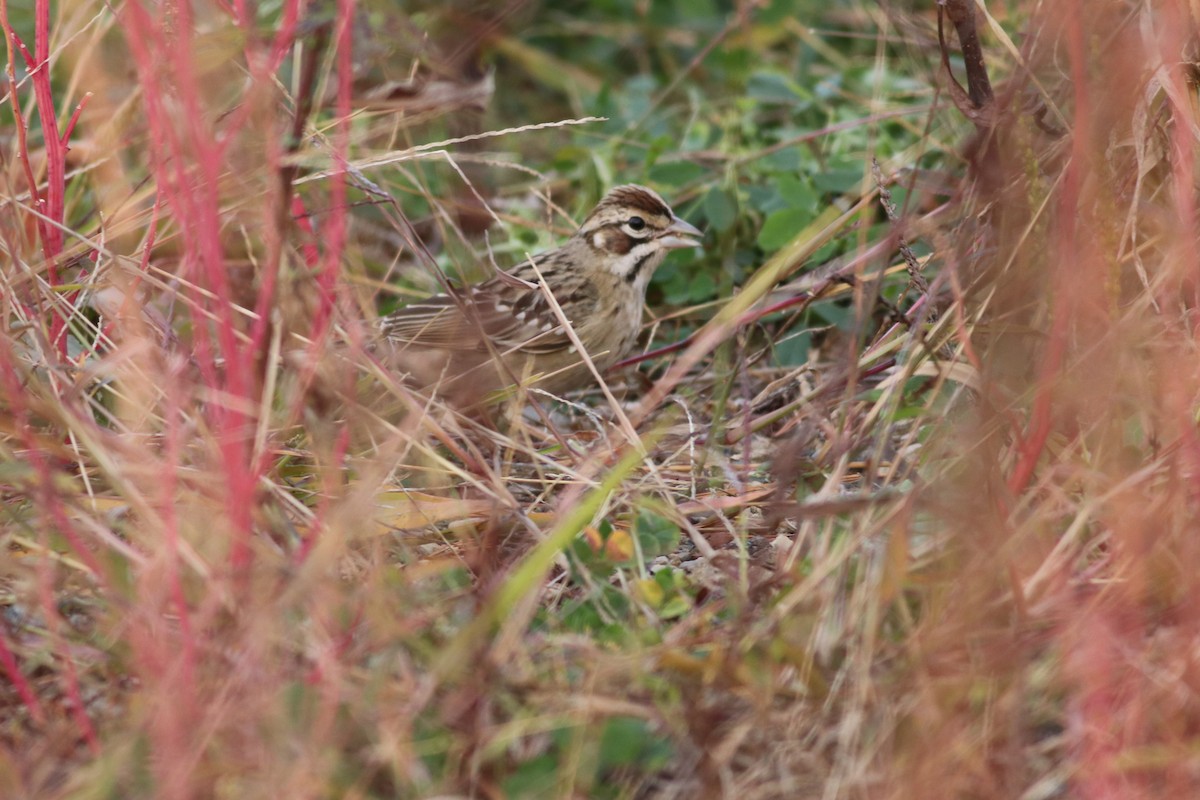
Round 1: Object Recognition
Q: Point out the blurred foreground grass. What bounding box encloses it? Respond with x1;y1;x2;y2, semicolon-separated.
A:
3;1;1200;798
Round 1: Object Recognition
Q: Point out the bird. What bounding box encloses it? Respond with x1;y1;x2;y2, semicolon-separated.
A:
379;184;702;409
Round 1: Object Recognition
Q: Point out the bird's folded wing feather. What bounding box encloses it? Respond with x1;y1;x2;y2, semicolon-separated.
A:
381;278;595;355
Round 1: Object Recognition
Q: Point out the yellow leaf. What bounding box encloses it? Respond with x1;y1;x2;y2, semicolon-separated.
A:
584;525;634;561
635;577;665;608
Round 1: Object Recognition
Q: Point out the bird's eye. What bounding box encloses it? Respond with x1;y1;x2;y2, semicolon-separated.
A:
627;216;646;231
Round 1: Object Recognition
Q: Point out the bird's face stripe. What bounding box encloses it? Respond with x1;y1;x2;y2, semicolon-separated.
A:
592;219;652;236
598;240;662;282
625;251;657;284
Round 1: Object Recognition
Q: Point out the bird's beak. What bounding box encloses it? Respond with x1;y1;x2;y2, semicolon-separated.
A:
657;216;704;250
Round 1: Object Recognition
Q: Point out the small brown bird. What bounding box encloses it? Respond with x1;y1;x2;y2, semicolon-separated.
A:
380;185;702;408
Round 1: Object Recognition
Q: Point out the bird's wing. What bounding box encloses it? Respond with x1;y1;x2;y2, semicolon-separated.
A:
381;275;597;356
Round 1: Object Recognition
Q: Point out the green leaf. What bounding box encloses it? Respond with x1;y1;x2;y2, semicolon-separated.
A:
659;594;693;619
746;70;807;105
685;270;716;302
617;74;658;121
703;186;737;232
654;568;679;591
562;600;602;631
634;510;680;557
681;119;714;151
812;167;864;194
746;185;785;213
888;405;928;422
762;147;804;171
501;753;560;797
598;717;674;769
772;331;811;367
552;145;590;172
813;300;853;329
642;134;674;168
778;174;818;212
757;207;808;251
648;160;706;186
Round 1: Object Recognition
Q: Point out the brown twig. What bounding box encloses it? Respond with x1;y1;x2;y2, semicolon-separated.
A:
937;0;995;128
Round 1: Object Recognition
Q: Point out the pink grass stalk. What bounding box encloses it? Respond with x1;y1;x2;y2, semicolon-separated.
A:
121;0;336;576
29;0;62;252
0;13;42;252
0;0;84;358
234;0;305;361
283;0;355;564
118;0;257;570
97;0;346;790
316;0;353;340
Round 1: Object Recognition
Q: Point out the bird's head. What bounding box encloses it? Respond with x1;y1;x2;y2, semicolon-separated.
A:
576;184;703;284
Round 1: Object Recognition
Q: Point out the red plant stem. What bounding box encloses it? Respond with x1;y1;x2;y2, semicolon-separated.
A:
232;0;249;29
30;0;69;353
286;0;355;562
0;21;43;247
267;0;302;74
119;0;353;573
243;0;301;359
162;25;253;487
61;91;92;144
212;0;300;151
0;2;78;358
0;17;41;227
291;193;322;267
314;0;354;342
121;0;264;570
117;0;349;574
